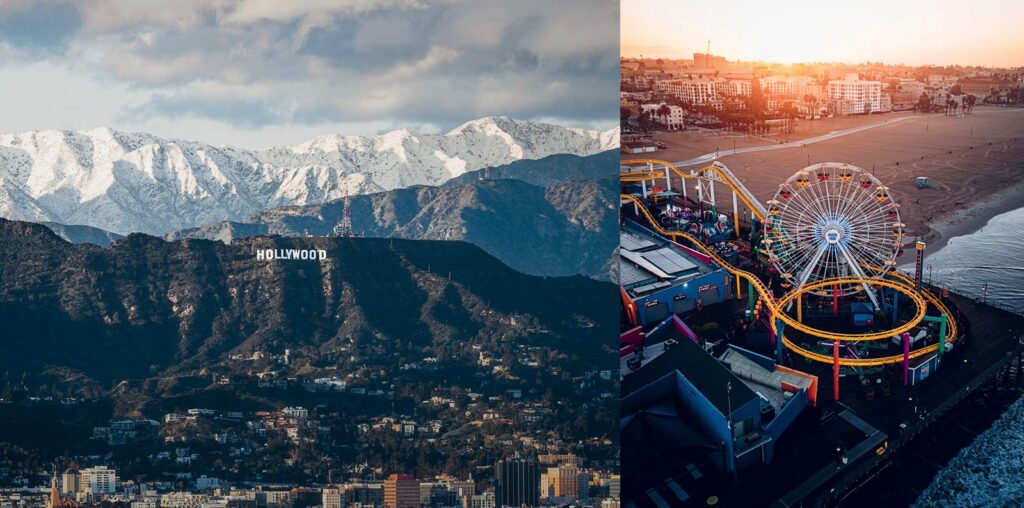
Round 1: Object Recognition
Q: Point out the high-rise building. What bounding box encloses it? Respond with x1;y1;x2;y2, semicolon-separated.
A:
447;478;475;502
495;458;539;508
384;474;419;508
256;488;292;507
60;468;80;496
540;472;552;499
470;491;496;508
577;471;591;501
79;466;116;495
322;487;342;508
546;464;580;500
48;468;79;508
607;475;620;499
343;482;385;506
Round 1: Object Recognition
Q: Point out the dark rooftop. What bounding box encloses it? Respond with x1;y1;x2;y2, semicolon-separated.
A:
623;336;758;417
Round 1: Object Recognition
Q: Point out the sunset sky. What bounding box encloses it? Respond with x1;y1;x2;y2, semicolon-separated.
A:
623;0;1024;67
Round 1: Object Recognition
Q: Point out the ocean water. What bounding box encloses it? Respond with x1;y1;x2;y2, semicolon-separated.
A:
905;206;1024;314
910;206;1024;507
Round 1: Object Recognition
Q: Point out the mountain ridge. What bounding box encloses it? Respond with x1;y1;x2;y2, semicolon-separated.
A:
0;117;618;236
0;218;617;385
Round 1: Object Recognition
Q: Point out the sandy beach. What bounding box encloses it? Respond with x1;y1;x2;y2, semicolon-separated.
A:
625;106;1024;252
627;112;921;164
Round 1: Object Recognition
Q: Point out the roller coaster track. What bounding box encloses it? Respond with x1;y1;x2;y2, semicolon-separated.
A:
621;159;768;220
621;193;958;367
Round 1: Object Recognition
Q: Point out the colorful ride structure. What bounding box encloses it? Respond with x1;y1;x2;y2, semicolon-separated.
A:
620;159;957;400
764;163;903;309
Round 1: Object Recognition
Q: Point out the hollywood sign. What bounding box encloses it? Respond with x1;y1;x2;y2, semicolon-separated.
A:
256;249;328;261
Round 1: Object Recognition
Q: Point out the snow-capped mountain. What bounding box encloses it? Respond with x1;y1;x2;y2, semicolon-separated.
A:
0;117;618;235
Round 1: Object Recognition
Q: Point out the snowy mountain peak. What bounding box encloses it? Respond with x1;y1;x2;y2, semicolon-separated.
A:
0;117;618;235
446;115;518;135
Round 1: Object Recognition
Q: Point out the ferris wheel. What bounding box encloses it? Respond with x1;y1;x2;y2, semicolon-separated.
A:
763;163;903;307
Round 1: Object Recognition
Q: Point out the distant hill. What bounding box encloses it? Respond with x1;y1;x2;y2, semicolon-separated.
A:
41;222;124;247
444;150;618;187
167;176;619;279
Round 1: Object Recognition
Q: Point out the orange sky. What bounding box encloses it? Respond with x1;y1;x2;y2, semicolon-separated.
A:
622;0;1024;67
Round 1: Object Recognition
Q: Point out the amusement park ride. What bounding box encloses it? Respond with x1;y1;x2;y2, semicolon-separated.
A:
621;159;957;400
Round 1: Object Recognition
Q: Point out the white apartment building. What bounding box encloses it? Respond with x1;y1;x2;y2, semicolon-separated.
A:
761;76;822;100
891;77;926;98
80;466;117;494
640;103;685;130
717;79;752;97
654;79;717;104
827;74;883;114
322;487;342;508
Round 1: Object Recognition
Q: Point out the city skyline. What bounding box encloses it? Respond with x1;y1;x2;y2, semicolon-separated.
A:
622;0;1024;68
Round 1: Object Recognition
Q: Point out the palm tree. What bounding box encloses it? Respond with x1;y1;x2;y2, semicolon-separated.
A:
639;110;653;134
916;92;930;113
657;104;673;129
780;102;798;133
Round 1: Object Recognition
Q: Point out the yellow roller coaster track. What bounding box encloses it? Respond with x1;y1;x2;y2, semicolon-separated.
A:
621;159;767;221
620;193;958;367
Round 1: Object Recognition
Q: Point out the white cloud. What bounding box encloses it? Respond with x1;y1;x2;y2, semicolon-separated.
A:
0;0;619;148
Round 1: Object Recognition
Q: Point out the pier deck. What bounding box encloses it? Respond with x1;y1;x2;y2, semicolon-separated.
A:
624;291;1024;508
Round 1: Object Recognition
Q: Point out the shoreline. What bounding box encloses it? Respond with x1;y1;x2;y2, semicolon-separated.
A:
921;180;1024;255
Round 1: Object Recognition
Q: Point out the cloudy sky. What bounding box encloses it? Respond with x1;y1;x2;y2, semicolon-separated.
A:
0;0;619;148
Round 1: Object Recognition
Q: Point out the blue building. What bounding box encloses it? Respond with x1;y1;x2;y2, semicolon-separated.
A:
620;318;816;503
620;222;729;326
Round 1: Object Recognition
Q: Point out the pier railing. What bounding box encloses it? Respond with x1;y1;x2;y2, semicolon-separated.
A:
924;280;1022;316
895;268;1022;316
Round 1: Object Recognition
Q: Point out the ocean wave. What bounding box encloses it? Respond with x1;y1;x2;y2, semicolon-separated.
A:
913;205;1024;507
913;396;1024;507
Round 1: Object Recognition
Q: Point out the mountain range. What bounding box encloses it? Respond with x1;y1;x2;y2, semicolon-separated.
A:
0;117;617;236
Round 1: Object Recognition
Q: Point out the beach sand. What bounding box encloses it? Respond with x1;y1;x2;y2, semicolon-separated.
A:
625;106;1024;252
629;111;921;164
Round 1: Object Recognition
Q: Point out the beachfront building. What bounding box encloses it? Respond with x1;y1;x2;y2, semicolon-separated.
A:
887;91;918;111
717;78;752;98
654;78;717;104
827;73;883;114
959;76;1018;101
761;75;822;99
761;76;825;114
886;77;926;98
640;102;685;130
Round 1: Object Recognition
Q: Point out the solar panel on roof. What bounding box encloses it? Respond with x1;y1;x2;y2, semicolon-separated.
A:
620;233;656;252
620;262;656;287
632;281;671;294
642;248;697;275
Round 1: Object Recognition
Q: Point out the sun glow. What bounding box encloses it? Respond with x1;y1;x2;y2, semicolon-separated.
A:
622;0;1024;66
